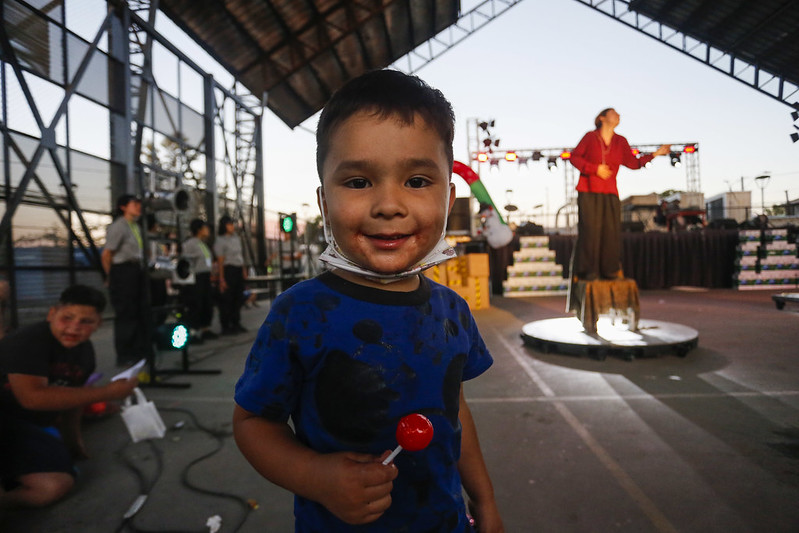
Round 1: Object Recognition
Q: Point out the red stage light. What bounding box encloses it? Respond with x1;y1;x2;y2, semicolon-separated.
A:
505;151;517;162
477;152;489;162
631;148;640;156
683;145;697;153
560;150;571;160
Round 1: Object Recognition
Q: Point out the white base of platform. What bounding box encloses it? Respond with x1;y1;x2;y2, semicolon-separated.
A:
504;290;568;297
521;317;698;360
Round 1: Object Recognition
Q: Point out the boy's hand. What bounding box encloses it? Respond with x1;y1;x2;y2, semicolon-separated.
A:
312;450;397;525
103;378;138;401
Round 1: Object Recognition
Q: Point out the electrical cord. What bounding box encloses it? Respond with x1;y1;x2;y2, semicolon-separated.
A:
114;407;253;533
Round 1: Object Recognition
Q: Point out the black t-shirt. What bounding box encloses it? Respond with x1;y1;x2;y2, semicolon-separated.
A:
0;321;95;426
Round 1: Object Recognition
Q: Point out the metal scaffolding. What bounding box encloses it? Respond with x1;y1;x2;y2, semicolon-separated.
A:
0;0;264;328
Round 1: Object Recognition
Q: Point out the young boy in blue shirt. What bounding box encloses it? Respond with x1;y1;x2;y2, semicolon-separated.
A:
233;69;504;532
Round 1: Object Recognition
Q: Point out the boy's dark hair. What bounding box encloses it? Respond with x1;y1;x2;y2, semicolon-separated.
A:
315;69;455;181
190;218;207;236
58;284;106;313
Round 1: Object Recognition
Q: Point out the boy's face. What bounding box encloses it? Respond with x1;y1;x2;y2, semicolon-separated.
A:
320;111;455;275
47;304;101;349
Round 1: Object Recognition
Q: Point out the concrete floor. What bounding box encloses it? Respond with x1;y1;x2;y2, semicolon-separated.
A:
2;287;798;532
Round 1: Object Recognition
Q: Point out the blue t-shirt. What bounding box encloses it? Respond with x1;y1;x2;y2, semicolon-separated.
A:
235;271;493;532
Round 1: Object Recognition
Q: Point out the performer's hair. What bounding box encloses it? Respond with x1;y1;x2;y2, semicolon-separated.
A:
595;108;614;129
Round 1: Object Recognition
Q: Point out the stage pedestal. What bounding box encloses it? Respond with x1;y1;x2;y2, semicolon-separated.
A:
773;293;799;310
567;277;640;333
521;317;698;361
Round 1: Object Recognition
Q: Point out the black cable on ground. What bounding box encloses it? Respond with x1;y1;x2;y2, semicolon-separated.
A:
114;407;253;533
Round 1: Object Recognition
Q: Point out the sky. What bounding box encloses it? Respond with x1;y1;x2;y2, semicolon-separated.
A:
249;0;798;228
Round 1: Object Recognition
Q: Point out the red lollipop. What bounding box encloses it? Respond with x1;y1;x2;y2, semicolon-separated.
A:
382;413;434;465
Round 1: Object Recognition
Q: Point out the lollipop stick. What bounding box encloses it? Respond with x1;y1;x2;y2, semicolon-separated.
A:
382;445;403;465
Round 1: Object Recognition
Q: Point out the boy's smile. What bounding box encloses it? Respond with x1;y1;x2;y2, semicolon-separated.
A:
320;111;455;278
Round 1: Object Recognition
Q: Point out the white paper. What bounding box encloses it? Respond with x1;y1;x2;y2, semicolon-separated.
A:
111;359;147;381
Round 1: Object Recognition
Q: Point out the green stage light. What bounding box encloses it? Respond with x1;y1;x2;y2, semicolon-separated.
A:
156;323;190;350
279;213;296;234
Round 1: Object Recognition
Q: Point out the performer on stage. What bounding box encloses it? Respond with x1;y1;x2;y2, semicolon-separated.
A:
569;108;670;280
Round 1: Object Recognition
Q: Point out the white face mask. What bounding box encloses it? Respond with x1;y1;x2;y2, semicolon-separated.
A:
316;187;456;284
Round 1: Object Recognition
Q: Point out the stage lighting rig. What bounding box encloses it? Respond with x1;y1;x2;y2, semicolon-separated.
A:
478;119;499;154
791;109;799;143
670;151;682;167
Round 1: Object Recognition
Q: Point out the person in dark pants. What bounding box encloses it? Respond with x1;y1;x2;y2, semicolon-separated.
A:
101;194;149;367
180;219;217;342
214;215;247;335
568;108;670;280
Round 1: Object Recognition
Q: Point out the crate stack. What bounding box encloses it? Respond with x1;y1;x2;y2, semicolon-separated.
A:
503;236;568;297
734;228;799;290
424;253;490;310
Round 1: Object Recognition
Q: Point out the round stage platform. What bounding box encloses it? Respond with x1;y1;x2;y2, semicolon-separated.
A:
521;317;698;361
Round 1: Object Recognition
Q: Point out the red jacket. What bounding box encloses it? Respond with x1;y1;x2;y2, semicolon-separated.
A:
569;130;654;196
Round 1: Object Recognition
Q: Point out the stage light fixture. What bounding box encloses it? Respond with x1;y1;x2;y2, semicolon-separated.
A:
505;151;517;162
279;213;296;234
560;150;571;160
155;322;190;351
792;110;799;121
482;138;492;147
547;156;558;172
791;132;799;143
489;158;501;172
477;152;489;162
146;187;190;212
631;148;640;156
517;156;529;167
683;144;697;153
669;152;682;167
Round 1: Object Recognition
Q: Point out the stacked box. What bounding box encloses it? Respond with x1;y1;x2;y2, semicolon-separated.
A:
425;253;490;310
503;236;568;297
733;228;799;290
424;264;448;285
